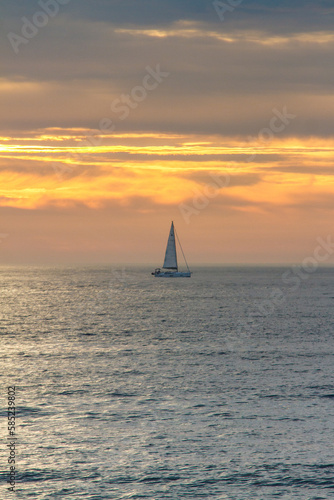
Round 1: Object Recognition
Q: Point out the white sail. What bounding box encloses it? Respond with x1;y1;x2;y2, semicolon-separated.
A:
163;221;178;269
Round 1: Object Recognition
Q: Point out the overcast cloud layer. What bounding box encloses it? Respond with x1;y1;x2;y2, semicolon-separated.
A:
3;0;334;30
1;0;334;135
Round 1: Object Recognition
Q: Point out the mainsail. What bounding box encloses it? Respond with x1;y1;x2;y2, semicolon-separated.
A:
163;221;178;270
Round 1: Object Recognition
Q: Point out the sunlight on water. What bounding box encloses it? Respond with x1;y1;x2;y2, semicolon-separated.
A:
0;266;334;499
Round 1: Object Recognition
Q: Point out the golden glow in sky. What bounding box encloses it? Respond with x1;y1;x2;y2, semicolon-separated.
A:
1;131;333;209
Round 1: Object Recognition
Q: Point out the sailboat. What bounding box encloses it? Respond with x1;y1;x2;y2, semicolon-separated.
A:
152;221;192;277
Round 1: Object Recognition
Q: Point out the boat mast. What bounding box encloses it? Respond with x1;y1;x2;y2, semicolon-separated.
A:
175;227;191;273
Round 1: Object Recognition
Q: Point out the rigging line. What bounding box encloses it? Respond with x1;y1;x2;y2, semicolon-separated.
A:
175;228;190;272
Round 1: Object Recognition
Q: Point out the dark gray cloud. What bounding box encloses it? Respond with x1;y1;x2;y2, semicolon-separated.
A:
2;0;211;24
2;0;333;32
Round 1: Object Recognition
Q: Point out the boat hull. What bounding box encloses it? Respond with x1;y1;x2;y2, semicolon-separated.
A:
152;270;191;278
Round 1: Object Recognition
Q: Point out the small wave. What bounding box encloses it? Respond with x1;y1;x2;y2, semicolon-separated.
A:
109;391;136;398
17;406;52;417
59;389;88;396
139;474;181;483
19;468;100;483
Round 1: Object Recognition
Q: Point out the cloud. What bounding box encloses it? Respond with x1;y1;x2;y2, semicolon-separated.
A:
3;1;333;32
180;170;262;187
1;10;333;137
271;165;334;176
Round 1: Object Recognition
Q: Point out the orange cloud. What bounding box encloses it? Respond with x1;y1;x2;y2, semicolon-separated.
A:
1;130;334;214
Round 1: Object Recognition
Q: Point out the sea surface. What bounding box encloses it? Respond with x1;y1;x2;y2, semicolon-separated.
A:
0;265;334;499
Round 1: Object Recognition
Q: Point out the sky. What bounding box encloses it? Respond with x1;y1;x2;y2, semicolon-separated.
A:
1;0;334;264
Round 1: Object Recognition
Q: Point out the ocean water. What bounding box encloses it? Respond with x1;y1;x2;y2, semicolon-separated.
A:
1;265;334;499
